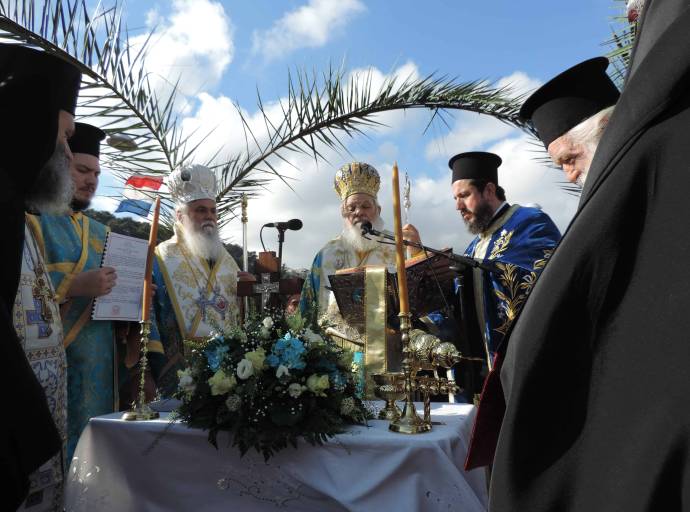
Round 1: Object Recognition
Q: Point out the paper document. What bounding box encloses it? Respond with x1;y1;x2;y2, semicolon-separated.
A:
92;232;149;322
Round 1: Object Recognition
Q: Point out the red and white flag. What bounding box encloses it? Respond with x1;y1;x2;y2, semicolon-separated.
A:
115;175;164;217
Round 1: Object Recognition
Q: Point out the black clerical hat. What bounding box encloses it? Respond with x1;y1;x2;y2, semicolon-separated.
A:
70;123;106;158
0;45;82;115
0;44;82;181
448;152;502;184
519;57;620;148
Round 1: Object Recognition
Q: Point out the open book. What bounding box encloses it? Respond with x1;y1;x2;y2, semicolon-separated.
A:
328;249;455;329
91;232;149;322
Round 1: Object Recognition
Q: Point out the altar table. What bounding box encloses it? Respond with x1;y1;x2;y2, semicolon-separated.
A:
65;402;487;511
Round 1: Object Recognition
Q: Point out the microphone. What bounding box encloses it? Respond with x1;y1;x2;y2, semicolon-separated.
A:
264;219;303;231
360;221;375;236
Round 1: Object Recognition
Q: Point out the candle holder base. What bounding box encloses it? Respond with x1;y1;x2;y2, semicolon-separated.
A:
122;403;159;421
389;402;431;434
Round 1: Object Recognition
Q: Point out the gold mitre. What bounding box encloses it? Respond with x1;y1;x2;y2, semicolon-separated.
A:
334;162;381;200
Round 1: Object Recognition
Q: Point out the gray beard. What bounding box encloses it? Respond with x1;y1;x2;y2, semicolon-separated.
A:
26;144;74;215
464;200;496;235
341;217;385;252
181;217;223;261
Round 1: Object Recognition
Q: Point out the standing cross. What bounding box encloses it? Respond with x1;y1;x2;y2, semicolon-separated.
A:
253;273;279;310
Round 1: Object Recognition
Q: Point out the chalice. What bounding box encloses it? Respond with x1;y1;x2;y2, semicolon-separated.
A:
372;372;405;420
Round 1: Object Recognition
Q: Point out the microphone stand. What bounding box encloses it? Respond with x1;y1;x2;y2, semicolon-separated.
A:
276;227;286;280
362;225;496;274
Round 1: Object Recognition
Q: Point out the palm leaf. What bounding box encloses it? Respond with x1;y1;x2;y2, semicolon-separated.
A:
0;0;203;226
215;64;528;226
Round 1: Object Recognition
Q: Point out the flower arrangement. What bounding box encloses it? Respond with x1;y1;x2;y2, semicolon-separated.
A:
174;309;370;460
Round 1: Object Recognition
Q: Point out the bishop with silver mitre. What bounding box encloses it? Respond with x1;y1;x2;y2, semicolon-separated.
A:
152;164;241;396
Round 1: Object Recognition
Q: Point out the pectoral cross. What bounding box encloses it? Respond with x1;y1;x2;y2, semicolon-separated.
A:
196;286;228;322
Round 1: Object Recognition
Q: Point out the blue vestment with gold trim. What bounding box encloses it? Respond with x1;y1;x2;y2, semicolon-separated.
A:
464;205;561;355
30;213;164;461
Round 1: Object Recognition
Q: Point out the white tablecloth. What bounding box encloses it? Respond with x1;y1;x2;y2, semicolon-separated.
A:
65;403;486;512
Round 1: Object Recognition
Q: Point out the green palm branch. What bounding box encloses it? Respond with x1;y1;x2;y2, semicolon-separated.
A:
215;64;527;226
605;0;638;88
0;0;200;223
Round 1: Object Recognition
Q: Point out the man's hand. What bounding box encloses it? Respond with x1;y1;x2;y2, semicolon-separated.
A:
68;266;117;298
402;223;423;256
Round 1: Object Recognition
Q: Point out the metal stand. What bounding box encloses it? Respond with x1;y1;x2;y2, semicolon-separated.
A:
122;321;159;421
389;313;431;434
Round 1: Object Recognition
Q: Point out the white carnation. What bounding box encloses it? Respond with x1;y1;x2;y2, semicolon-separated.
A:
236;358;255;380
288;383;306;398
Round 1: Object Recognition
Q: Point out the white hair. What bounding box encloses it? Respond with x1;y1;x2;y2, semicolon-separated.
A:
565;105;615;156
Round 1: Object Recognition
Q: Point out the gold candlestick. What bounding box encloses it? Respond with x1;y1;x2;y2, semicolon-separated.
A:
389;312;430;434
389;162;429;434
122;321;159;421
123;196;161;421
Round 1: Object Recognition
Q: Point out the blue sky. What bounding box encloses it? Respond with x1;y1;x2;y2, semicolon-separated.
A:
91;0;623;269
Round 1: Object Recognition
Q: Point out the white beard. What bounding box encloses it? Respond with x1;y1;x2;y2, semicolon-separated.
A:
341;216;385;252
180;216;223;261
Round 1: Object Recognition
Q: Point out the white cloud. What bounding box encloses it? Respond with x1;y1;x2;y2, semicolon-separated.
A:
496;71;542;98
132;0;234;100
251;0;365;61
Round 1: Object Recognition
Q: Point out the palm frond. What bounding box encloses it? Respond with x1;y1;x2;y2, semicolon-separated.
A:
215;64;528;226
0;0;205;227
604;0;637;88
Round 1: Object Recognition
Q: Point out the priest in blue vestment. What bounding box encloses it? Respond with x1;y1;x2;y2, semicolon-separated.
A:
452;152;561;359
449;151;561;470
30;123;164;462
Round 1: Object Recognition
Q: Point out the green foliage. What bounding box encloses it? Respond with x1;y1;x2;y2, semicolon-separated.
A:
174;309;370;461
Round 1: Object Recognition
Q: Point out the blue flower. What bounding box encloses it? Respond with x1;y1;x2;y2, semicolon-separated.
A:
266;333;306;370
205;344;229;372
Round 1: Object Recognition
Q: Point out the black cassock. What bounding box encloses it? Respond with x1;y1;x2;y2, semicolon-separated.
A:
491;1;690;510
0;54;69;509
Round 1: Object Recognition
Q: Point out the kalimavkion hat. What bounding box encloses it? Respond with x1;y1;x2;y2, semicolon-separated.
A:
449;152;502;184
69;123;106;158
519;57;620;148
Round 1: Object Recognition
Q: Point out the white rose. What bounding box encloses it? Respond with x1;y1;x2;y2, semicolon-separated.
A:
276;365;290;378
288;383;305;398
262;317;274;329
177;368;196;395
303;328;324;345
236;358;255;380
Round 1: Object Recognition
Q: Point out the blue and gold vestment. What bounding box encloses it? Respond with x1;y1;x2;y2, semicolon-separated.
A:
464;204;561;357
29;212;164;461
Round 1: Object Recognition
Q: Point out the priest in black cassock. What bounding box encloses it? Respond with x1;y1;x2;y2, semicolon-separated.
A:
491;1;690;510
0;46;81;510
520;57;619;188
448;152;561;470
